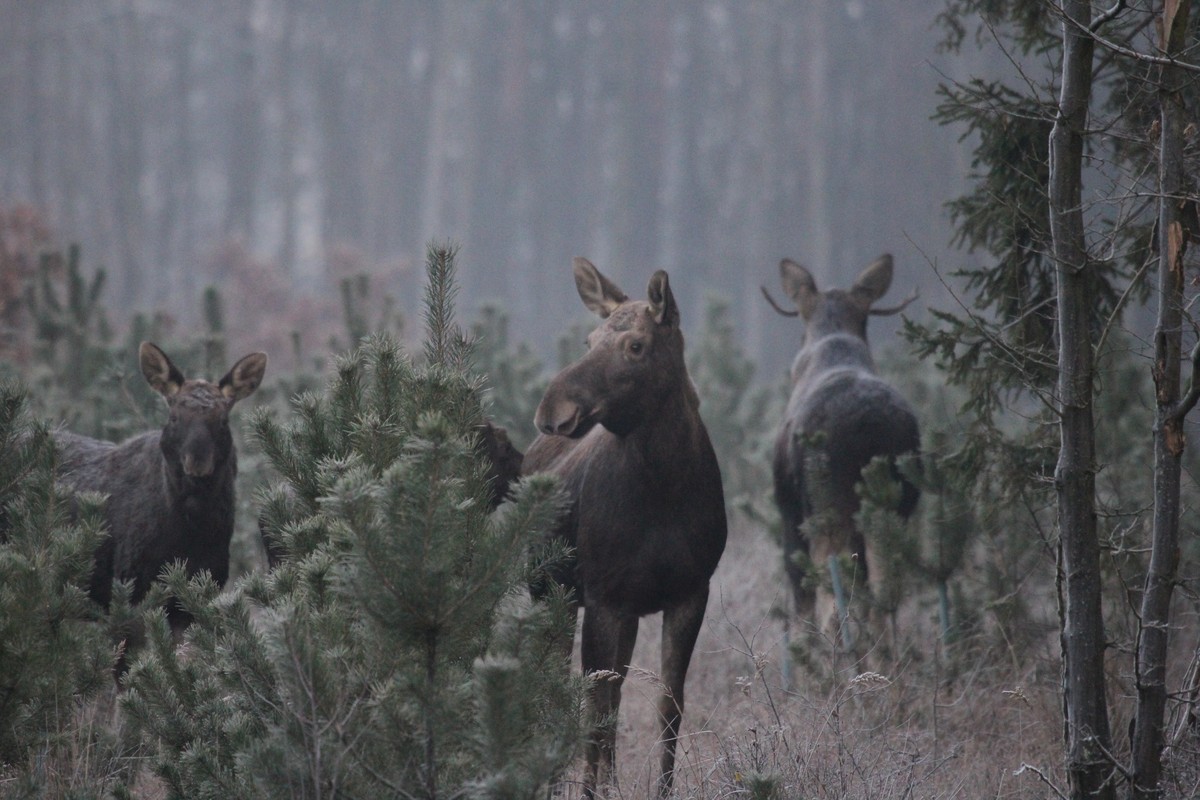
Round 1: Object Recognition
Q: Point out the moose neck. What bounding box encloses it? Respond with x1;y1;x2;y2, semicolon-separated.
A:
794;332;877;384
607;374;705;472
161;448;237;524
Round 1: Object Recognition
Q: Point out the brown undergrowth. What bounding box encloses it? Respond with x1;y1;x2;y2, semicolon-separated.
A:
556;520;1072;800
7;518;1200;799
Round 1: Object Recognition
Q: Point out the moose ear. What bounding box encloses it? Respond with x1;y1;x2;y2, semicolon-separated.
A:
139;342;186;398
780;259;819;317
219;352;268;403
851;254;894;307
647;270;678;326
573;257;628;318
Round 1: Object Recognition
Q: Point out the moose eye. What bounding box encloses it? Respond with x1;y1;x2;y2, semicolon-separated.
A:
629;341;644;355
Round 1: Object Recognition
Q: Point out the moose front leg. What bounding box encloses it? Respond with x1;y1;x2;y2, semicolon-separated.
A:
580;603;639;799
657;587;709;796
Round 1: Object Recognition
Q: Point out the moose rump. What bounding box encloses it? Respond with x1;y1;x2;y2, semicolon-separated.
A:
766;254;920;639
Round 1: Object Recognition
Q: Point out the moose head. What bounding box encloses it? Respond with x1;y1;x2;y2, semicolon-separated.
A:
140;342;266;488
535;257;690;439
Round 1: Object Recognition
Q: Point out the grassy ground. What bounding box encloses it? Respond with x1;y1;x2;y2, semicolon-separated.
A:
8;517;1200;799
560;519;1072;799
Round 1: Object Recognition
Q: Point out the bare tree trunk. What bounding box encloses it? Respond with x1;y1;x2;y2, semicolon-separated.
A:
276;2;299;277
159;25;197;307
107;0;147;304
1130;3;1194;796
419;5;481;252
801;0;833;276
224;0;262;243
1048;2;1116;799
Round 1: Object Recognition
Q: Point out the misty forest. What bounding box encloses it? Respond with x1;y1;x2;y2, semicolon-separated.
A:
1;2;1199;799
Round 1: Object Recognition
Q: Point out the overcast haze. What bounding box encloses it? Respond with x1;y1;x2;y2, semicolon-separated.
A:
1;1;980;373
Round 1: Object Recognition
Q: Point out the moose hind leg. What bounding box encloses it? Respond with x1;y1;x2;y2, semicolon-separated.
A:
580;603;639;798
780;504;813;616
657;587;709;796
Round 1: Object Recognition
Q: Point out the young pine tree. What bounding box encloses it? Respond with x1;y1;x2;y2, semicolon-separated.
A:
687;296;783;523
0;382;112;773
122;245;584;800
469;303;548;451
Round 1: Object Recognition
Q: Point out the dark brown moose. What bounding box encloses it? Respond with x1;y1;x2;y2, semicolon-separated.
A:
524;258;727;798
765;254;919;643
54;341;266;635
473;419;525;507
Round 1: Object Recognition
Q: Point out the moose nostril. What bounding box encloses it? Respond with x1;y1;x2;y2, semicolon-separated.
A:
553;408;584;437
182;453;214;477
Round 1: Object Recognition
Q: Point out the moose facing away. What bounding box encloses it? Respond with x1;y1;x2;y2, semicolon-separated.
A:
765;254;920;649
524;258;727;798
54;342;266;637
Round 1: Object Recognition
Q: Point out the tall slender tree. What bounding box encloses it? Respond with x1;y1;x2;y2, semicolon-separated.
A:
1048;4;1116;796
1131;2;1196;796
924;1;1199;795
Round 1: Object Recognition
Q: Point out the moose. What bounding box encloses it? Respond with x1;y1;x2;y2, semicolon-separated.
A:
473;419;525;508
764;254;919;645
524;258;727;798
54;341;266;636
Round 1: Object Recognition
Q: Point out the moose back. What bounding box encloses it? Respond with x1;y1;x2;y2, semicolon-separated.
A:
765;254;920;641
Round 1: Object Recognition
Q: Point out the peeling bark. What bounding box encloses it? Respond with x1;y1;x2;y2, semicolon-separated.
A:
1131;2;1194;796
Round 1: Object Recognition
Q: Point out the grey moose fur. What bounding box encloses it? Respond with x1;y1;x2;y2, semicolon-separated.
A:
768;254;920;640
54;341;266;633
524;258;727;798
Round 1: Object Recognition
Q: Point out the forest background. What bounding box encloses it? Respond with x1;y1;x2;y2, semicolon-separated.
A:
0;1;972;375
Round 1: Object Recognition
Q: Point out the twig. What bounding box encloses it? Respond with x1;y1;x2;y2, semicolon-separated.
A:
1093;251;1154;364
1089;0;1126;33
1165;644;1200;756
1055;2;1200;75
1013;763;1069;799
1167;336;1200;424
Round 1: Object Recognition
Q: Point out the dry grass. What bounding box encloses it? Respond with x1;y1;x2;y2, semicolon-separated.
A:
552;519;1072;799
10;517;1200;799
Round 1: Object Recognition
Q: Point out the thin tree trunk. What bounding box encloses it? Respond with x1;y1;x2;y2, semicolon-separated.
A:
107;0;146;305
277;2;299;277
224;1;261;243
1130;3;1194;796
1048;2;1116;798
802;0;833;276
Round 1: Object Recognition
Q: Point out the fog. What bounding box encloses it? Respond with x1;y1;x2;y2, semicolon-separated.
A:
2;1;983;375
